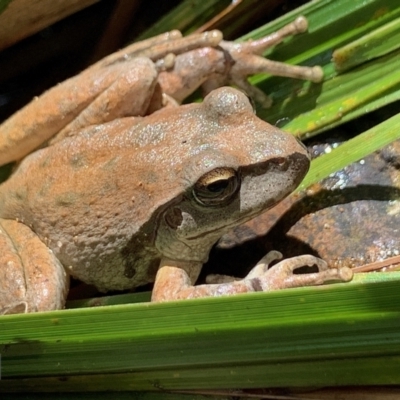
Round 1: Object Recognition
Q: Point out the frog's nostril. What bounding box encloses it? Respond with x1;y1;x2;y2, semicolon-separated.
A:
274;157;287;166
266;157;289;171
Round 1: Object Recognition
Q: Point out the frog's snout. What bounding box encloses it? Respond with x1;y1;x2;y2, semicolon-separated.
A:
288;151;310;183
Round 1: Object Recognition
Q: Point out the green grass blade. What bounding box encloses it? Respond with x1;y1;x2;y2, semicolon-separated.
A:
280;49;400;137
333;16;400;72
1;394;222;400
298;111;400;190
1;272;400;391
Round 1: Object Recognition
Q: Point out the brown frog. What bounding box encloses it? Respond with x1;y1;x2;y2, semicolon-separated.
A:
0;18;352;314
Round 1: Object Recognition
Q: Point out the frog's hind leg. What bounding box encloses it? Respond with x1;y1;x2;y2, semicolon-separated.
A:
226;54;323;107
204;16;324;108
0;219;68;315
234;16;311;55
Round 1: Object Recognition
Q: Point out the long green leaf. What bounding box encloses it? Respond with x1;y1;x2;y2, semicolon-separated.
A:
298;111;400;190
1;272;400;392
333;16;400;72
1;394;221;400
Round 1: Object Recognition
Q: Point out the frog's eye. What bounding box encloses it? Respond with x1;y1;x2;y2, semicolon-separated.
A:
193;168;239;207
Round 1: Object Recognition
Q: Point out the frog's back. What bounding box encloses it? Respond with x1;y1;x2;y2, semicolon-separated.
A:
0;113;207;291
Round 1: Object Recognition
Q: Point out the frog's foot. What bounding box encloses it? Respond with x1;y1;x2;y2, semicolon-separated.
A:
155;16;323;107
205;16;324;107
152;252;353;302
0;219;69;315
225;16;324;81
227;60;322;108
199;17;325;105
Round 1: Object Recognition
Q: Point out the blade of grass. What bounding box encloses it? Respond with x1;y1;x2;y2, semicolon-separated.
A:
268;48;400;137
66;291;151;308
333;16;400;72
1;272;400;391
0;394;227;400
298;111;400;190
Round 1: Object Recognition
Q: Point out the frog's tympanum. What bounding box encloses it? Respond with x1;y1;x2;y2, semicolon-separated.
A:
0;18;352;314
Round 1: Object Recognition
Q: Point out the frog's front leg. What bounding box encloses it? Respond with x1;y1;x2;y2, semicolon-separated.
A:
0;219;68;315
151;253;353;301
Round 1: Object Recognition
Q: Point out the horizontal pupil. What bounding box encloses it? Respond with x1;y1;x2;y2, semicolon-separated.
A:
207;179;230;193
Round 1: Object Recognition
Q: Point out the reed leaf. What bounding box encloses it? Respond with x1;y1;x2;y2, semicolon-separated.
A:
298;111;400;189
1;272;400;392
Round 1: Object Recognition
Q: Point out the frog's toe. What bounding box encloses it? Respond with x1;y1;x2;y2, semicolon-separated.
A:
0;301;28;315
245;250;283;279
0;219;69;315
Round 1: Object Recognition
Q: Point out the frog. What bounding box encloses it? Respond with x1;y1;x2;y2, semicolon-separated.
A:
0;86;353;314
0;18;353;314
